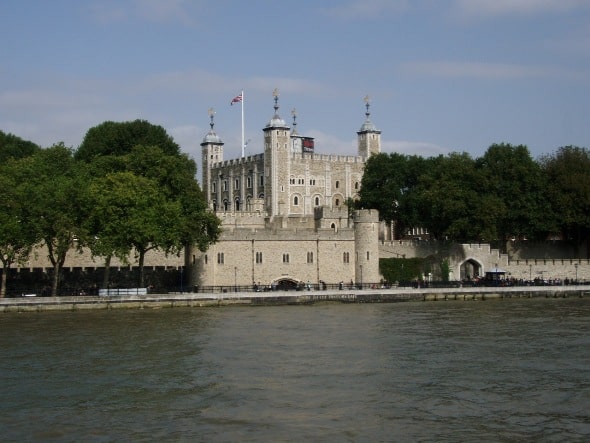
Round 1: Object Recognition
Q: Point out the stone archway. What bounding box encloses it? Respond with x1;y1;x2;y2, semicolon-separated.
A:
459;258;482;281
272;277;301;291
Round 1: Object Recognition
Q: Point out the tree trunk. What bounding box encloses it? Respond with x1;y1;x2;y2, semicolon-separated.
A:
102;255;112;289
138;250;145;288
52;261;61;297
0;262;7;298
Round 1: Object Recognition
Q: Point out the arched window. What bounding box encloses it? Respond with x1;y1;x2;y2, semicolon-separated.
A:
354;181;359;190
294;196;299;206
315;196;320;206
235;198;240;211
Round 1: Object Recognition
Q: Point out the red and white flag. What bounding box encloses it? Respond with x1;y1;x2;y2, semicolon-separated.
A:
230;93;242;105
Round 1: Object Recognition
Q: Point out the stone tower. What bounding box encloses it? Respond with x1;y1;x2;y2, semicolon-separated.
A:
354;209;381;286
201;108;224;211
263;89;291;217
357;95;381;158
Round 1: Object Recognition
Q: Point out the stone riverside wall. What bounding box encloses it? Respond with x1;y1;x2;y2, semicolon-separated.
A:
1;286;587;313
380;240;590;282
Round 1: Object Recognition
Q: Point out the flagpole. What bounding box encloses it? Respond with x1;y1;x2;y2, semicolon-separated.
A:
241;90;245;157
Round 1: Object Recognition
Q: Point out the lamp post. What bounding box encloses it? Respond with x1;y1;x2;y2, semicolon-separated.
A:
575;263;578;284
529;264;532;282
180;266;183;293
234;266;237;292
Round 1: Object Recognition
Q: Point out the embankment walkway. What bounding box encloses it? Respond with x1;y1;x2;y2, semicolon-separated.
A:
1;285;588;312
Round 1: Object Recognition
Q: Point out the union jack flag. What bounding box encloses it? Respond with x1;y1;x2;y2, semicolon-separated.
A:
230;93;242;105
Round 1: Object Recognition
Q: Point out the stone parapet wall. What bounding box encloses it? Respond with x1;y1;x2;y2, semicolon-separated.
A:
13;244;184;271
379;240;590;282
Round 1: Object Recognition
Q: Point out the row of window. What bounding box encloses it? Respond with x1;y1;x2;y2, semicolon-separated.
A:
287;179;360;190
213;177;360;193
212;251;369;264
212;176;264;193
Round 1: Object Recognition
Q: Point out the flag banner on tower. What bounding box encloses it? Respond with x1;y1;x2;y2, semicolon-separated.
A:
230;93;242;105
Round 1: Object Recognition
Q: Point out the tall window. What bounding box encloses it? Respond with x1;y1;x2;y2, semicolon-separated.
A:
335;180;340;189
247;176;252;188
283;253;290;263
217;252;224;264
234;178;240;190
307;252;313;264
256;252;263;264
315;196;320;206
343;252;350;263
294;196;299;206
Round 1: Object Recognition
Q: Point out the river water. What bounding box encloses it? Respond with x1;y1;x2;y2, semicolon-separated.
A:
1;298;589;442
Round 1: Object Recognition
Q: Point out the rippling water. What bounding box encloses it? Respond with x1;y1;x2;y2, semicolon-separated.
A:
1;298;589;442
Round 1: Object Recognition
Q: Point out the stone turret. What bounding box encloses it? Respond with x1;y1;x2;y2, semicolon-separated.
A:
263;89;291;217
353;209;381;285
201;108;224;211
357;96;381;158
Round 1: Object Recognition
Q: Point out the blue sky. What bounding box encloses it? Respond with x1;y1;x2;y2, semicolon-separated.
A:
1;0;589;179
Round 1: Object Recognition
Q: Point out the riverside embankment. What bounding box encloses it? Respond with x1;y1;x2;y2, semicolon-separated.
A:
1;285;588;312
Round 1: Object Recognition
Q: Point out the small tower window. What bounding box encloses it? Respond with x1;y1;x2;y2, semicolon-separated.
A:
294;196;299;206
335;180;340;189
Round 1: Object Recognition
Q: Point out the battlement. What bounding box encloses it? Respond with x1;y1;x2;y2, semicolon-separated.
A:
293;152;365;164
211;153;264;169
314;206;350;220
353;209;379;223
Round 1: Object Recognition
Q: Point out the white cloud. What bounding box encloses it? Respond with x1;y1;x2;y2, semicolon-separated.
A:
87;0;203;25
131;0;199;25
321;0;409;20
452;0;588;19
399;60;581;80
385;140;449;157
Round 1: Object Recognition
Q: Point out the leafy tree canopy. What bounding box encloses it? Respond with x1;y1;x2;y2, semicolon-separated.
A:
0;130;40;162
75;119;181;161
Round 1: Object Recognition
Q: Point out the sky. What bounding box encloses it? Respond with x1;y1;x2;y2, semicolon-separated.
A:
1;0;589;181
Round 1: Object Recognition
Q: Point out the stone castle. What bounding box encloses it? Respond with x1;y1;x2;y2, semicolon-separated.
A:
188;91;382;289
10;91;589;289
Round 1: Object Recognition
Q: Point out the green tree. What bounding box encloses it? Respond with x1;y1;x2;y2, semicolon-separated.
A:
0;159;41;297
540;145;590;257
77;121;221;288
20;144;87;296
0;133;41;297
477;143;552;245
83;171;183;288
413;153;501;241
0;130;40;162
359;153;426;235
75;119;181;161
123;145;221;257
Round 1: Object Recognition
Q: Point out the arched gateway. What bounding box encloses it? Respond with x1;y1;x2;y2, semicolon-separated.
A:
459;258;483;281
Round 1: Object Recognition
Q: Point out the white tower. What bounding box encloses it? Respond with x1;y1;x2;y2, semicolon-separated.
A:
357;95;381;158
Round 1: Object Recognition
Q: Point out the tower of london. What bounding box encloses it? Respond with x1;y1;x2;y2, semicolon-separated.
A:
189;91;383;289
